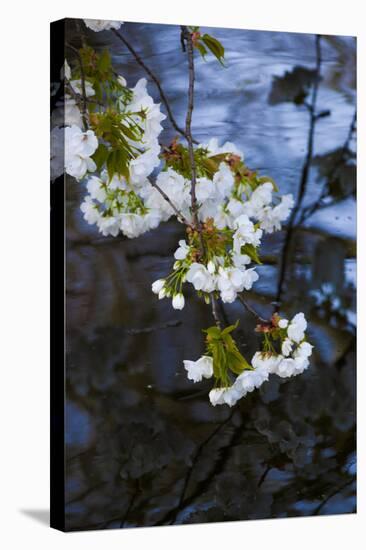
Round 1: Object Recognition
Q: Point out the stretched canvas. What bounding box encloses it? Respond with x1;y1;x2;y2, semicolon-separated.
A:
50;18;356;531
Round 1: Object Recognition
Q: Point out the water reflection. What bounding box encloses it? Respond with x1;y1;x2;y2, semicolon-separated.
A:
63;20;356;530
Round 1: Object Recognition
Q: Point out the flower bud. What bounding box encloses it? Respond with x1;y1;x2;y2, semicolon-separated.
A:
172;293;185;310
158;288;167;300
117;75;127;87
152;279;165;294
207;260;215;274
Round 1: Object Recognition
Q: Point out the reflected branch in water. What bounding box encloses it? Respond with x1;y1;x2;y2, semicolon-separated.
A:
156;408;237;525
275;34;323;308
299;109;357;224
314;478;354;515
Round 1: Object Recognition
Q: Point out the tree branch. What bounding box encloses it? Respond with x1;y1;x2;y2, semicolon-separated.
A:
65;43;88;131
210;294;222;328
182;26;200;230
275;34;322;309
111;28;197;143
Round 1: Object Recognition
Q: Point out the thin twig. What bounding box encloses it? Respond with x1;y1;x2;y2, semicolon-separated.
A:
238;294;270;324
111;28;197;142
275;34;322;309
148;178;190;225
65;43;88;131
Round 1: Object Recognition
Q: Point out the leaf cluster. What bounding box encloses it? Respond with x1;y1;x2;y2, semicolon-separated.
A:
204;321;252;387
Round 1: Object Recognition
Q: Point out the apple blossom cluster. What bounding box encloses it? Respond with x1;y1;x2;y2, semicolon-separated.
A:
183;312;313;407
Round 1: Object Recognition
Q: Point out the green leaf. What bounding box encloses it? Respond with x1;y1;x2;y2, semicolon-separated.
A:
221;320;239;336
106;150;117;181
92;143;109;171
98;49;111;74
201;34;225;66
241;244;262;265
196;42;208;60
204;326;222;339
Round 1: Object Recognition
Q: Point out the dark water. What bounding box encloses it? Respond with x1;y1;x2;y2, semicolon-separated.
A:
63;20;356;530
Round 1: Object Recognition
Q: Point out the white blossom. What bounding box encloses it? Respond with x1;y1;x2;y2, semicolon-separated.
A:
196;177;216;203
184;356;214;383
216;265;258;303
209;385;243;407
65;125;98;179
204;138;244;160
80;196;101;225
84;19;123;32
174;240;190;260
233;214;263;252
186;263;216;293
97;215;120;237
117;75;127;87
287;312;307;343
207;260;216;274
129;78;166;143
64;97;83;128
278;318;289;329
234;364;269;394
259;194;294;233
129;143;161;184
86;176;107;202
293;341;313;360
251;351;283;374
119;213;146;238
172;293;185;310
242;182;273;218
152;279;165;294
275;356;310;378
281;338;293;357
213;162;235;199
143;169;190;221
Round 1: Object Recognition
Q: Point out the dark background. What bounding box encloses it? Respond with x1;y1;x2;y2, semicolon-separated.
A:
62;20;356;530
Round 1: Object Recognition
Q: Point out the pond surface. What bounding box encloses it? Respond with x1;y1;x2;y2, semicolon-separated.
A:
62;19;356;530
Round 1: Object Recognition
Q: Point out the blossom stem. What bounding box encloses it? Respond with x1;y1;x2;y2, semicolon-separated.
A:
275;34;322;309
65;43;88;131
111;29;197;143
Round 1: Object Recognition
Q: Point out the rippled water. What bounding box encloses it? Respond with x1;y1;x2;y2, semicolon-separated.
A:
61;19;356;530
